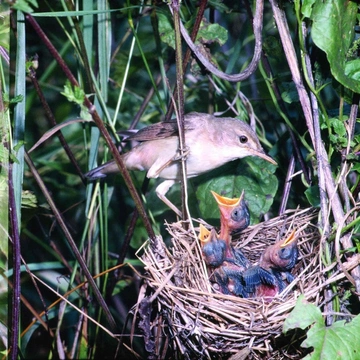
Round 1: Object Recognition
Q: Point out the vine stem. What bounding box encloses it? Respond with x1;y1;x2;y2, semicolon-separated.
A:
171;0;187;220
169;0;264;82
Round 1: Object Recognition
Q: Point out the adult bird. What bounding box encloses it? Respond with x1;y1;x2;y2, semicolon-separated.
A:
242;229;298;299
85;112;276;216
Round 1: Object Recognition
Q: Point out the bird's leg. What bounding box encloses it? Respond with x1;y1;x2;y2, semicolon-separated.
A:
173;145;190;161
147;146;191;179
155;180;182;217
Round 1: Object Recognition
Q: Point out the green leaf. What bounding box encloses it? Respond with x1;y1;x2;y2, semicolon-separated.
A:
304;186;320;207
197;20;228;46
330;118;346;137
157;12;176;49
157;13;228;49
310;0;360;93
263;36;283;60
281;82;299;104
196;157;278;223
61;80;86;105
284;295;360;360
207;0;231;13
283;295;323;333
12;0;38;13
344;59;360;81
301;0;316;19
21;190;37;208
9;94;24;105
303;316;360;359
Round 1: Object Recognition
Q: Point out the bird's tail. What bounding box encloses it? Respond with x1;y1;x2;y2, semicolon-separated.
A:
85;160;116;180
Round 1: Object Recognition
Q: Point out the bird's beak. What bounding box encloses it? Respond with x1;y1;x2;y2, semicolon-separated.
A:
210;190;244;208
246;148;277;166
198;224;211;243
280;229;297;247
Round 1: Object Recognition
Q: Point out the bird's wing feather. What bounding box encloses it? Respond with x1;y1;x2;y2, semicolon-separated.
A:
242;266;262;286
119;120;196;142
257;267;277;286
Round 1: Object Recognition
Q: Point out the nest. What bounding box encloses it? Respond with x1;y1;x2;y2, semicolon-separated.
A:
133;208;349;359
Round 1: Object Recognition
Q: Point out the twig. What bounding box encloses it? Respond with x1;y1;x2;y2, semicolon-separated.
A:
279;155;295;215
28;66;86;184
170;0;264;82
165;0;208;121
301;23;329;233
9;163;20;360
170;0;187;220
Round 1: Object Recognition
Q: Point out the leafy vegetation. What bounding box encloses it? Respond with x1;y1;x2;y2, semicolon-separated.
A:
2;0;360;358
284;296;360;360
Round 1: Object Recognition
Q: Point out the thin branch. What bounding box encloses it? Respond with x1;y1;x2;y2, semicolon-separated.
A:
9;163;20;360
28;66;86;184
169;0;264;82
270;0;345;228
279;155;295;215
301;24;329;233
165;0;208;121
171;0;187;220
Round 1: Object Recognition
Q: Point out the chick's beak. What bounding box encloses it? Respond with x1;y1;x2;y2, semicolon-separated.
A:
211;190;242;208
198;224;211;244
280;229;297;248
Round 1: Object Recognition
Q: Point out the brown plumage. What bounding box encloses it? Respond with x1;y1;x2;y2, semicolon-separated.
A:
86;112;276;215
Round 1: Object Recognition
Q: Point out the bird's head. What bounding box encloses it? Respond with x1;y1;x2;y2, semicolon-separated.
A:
214;118;277;166
260;229;298;271
198;224;227;267
211;190;250;241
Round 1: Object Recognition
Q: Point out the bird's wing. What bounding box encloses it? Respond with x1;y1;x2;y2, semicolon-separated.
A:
119;120;196;142
242;266;261;286
257;267;277;286
242;266;277;287
228;248;250;269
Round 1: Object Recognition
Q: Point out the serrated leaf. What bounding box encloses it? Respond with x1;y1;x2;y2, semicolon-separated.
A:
61;80;85;105
21;190;37;208
9;94;24;105
310;0;360;93
197;21;228;46
157;13;228;49
196;157;277;223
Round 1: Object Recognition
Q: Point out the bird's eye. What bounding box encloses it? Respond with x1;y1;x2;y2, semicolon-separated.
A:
279;248;291;259
231;209;241;221
239;135;248;144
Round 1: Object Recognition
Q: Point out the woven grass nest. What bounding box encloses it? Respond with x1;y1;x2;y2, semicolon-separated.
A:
135;207;329;359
